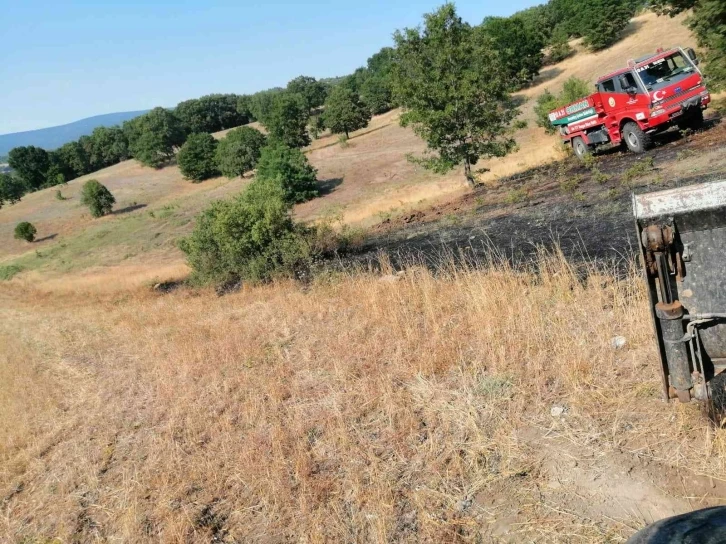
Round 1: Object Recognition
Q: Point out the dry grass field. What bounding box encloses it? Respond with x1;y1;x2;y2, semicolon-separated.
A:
3;252;726;543
4;10;726;543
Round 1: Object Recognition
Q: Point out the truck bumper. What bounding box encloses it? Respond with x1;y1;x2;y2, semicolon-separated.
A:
648;91;710;129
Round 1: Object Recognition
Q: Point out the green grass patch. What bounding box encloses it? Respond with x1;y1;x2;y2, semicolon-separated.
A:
0;264;23;280
504;188;528;204
1;210;192;276
623;156;655;183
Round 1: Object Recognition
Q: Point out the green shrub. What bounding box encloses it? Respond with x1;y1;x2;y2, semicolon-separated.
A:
55;189;67;201
255;142;319;204
505;188;528;204
546;36;573;64
81;179;116;217
14;221;37;242
179;181;312;285
534;91;559;135
560;174;583;194
592;168;611;184
177;133;219;182
215;126;267;178
581;153;598;170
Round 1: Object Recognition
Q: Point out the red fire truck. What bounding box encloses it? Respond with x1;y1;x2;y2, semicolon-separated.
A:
549;47;711;159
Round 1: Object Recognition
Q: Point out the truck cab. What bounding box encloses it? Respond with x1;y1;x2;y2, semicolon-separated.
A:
553;47;711;158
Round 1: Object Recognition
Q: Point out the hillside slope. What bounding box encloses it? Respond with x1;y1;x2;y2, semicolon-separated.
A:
0;110;149;155
0;11;699;285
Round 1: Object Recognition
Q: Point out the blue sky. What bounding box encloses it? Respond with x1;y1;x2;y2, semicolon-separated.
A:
0;0;541;134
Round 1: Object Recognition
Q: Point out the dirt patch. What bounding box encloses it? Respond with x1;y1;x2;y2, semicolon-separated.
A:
520;425;726;524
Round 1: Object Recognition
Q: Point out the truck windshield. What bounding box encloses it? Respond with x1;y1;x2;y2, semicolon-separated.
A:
636;52;694;91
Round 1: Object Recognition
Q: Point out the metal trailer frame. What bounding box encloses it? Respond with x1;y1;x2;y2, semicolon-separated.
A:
633;180;726;403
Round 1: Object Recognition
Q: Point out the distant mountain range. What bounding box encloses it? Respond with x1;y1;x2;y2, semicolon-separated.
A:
0;110;150;156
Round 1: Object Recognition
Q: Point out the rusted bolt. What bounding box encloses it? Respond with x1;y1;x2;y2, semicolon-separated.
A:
642;224;664;251
655;300;684;320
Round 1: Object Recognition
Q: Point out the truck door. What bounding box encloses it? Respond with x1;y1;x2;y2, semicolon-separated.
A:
615;72;650;125
597;78;621;142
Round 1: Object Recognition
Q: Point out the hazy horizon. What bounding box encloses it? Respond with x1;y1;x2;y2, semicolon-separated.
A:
1;0;540;134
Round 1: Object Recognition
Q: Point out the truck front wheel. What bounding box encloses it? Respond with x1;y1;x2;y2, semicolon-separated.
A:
622;122;651;154
572;136;591;160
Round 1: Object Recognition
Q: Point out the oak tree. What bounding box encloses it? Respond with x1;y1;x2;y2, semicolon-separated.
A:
392;4;520;187
322;86;371;138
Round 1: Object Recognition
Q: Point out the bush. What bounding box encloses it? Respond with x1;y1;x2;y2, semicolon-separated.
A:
534;90;559;135
255;142;318;204
177;133;219;182
81;179;115;217
215;126;267;178
14;221;37;242
179;181;312;285
546;34;574;64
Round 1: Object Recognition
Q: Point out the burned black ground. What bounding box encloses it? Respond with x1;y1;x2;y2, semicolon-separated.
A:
355;118;726;269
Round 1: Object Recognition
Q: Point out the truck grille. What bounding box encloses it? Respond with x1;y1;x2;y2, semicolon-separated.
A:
658;85;700;105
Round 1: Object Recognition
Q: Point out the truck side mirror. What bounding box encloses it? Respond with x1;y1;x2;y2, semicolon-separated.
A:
686;47;699;65
619;75;637;95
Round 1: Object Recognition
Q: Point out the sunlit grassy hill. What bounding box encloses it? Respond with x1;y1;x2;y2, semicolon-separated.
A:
0;11;696;287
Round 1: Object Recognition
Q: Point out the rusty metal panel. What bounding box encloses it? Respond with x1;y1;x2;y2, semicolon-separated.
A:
633;180;726;402
634;180;726;219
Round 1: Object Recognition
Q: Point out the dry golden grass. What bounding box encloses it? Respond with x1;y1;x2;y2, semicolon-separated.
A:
2;251;726;542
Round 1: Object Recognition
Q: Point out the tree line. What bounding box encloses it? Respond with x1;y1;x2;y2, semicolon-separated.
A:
1;72;383;208
2;0;653;211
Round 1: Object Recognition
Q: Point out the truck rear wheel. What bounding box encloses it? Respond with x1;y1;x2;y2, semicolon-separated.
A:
572;136;591;160
622;122;651;154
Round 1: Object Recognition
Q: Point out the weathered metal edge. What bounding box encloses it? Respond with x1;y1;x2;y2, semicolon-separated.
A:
633;179;726;220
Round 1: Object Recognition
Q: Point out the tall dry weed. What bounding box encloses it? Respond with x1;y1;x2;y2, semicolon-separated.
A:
1;251;724;542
